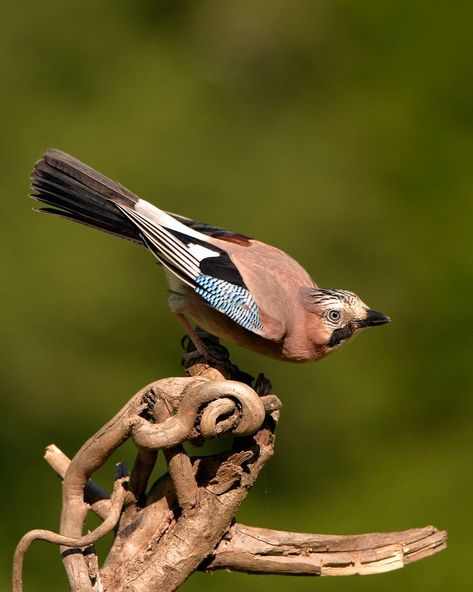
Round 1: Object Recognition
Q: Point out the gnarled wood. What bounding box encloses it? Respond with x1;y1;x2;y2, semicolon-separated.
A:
13;358;446;592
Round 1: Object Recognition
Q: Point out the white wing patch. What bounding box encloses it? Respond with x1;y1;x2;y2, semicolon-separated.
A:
187;243;219;260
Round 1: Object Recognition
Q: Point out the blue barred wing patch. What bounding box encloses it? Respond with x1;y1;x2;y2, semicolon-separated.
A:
195;275;263;333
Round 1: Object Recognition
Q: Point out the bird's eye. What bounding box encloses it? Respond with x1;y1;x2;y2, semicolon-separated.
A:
328;309;341;322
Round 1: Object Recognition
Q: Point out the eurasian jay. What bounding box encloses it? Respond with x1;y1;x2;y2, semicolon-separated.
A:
30;149;390;363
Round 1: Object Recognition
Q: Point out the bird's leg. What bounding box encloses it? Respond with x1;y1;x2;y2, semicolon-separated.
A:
176;313;212;358
175;315;257;383
175;313;228;365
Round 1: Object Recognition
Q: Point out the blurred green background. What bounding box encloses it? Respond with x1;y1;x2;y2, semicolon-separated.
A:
1;0;472;590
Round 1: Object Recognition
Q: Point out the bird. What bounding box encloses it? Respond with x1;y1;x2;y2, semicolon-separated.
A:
30;149;390;363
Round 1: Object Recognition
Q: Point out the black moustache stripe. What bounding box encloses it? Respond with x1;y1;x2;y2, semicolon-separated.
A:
328;324;354;348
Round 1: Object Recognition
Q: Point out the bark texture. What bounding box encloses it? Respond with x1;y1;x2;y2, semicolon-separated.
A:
13;358;446;591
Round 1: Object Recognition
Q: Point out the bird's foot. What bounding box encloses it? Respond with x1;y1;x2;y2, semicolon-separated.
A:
254;373;273;396
181;328;256;383
182;348;226;367
139;389;158;420
181;328;231;370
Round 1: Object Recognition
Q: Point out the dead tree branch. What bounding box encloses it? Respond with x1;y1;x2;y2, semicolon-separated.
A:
13;358;446;591
204;523;446;575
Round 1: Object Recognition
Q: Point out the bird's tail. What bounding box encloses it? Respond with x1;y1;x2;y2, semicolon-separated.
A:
30;149;144;244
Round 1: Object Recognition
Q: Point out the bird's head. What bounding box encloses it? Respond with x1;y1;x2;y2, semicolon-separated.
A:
301;288;390;354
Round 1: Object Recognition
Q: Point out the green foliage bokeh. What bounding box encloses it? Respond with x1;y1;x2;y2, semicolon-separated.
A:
1;1;472;590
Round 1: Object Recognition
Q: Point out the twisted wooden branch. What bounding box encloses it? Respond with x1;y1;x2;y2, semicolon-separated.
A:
13;466;128;592
44;444;111;520
13;360;446;592
131;379;267;448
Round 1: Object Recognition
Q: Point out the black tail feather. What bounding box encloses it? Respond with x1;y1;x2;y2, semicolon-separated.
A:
30;149;143;244
35;207;143;244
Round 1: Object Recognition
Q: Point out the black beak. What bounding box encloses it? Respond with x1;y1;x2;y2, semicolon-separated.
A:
356;309;391;328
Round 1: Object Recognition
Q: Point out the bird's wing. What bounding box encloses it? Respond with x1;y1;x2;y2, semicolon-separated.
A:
118;203;273;338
